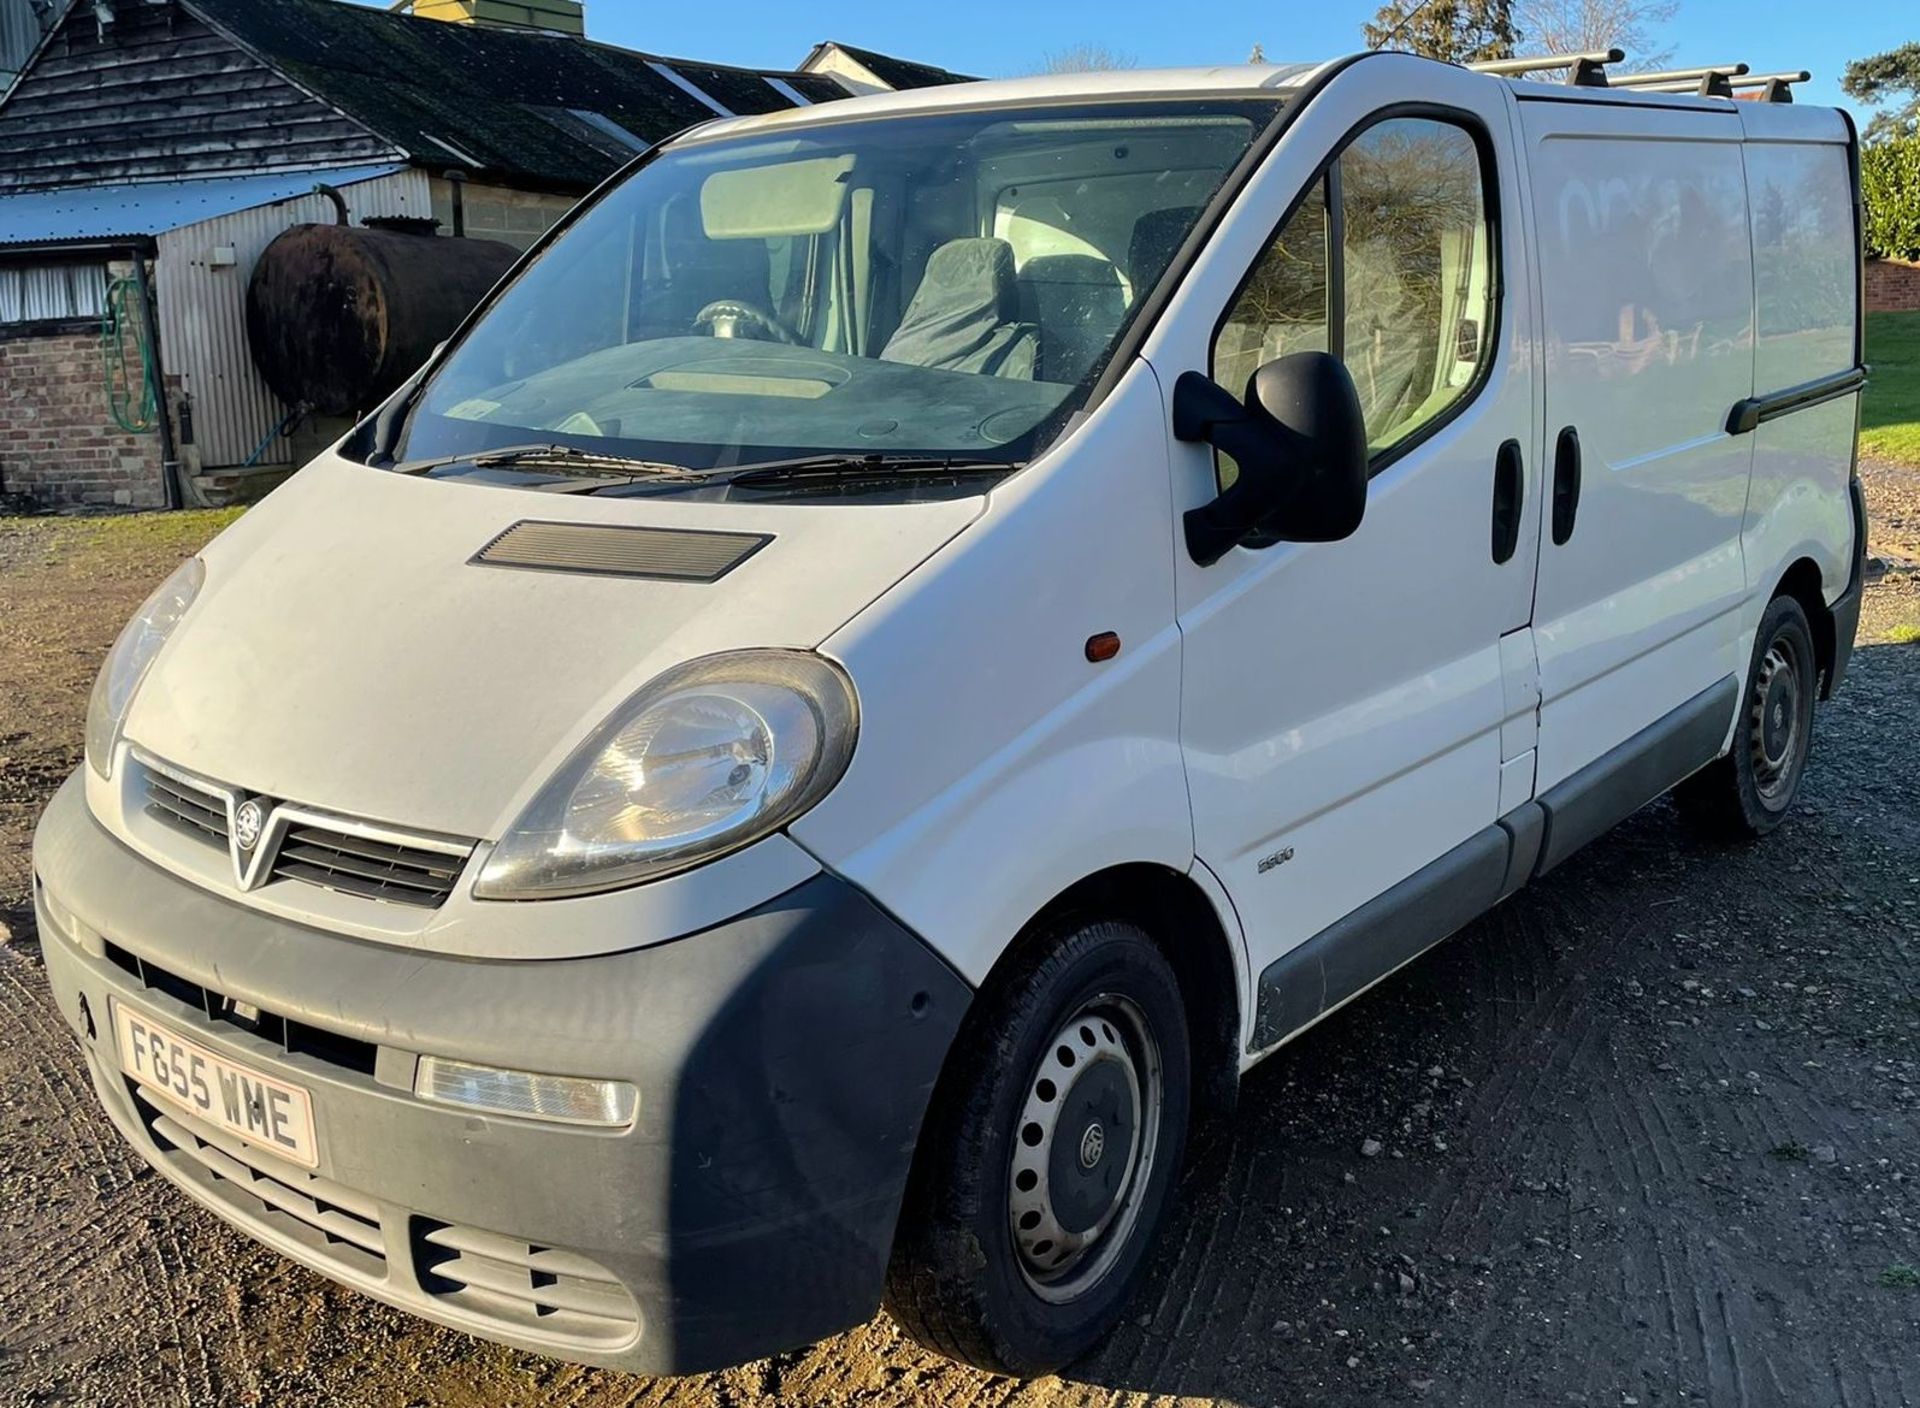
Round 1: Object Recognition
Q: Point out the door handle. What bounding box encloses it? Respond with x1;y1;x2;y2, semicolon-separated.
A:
1551;426;1582;546
1491;438;1523;564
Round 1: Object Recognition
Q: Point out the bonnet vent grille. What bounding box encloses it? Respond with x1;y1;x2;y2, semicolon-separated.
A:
472;521;771;582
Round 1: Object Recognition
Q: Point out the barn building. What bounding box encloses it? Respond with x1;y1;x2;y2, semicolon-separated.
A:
798;40;977;96
0;0;966;509
0;0;58;89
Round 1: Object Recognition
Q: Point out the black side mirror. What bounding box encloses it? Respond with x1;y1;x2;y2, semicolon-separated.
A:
1173;351;1369;566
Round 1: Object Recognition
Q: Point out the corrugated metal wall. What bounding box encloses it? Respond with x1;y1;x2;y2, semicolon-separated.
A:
0;0;53;93
155;168;433;469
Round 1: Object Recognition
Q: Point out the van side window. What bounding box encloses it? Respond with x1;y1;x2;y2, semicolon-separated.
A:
1214;180;1331;398
1746;143;1858;392
1214;116;1495;475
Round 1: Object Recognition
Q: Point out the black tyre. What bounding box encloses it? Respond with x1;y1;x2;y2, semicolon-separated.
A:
885;918;1191;1376
1675;593;1818;839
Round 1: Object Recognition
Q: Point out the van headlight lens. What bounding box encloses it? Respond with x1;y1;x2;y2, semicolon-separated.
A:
475;650;857;900
85;557;204;780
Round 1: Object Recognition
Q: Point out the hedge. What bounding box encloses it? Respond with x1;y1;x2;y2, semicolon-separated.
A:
1864;139;1920;262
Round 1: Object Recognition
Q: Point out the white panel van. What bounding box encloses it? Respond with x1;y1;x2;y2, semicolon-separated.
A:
34;51;1866;1377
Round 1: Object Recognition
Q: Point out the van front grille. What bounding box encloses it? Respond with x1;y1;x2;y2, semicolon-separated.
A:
143;769;231;848
132;752;474;910
270;825;465;908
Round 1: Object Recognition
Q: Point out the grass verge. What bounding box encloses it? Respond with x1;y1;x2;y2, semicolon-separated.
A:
1864;311;1920;466
0;508;245;574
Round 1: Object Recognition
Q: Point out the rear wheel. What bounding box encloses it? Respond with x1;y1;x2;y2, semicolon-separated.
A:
885;919;1191;1376
1676;594;1818;838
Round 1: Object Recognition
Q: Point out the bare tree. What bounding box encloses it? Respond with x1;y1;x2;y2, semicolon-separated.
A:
1513;0;1679;71
1035;43;1137;74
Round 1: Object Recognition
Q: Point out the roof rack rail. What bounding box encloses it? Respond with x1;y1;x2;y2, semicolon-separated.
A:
1622;69;1811;102
1612;63;1748;99
1471;53;1810;104
1610;63;1749;88
1469;48;1623;87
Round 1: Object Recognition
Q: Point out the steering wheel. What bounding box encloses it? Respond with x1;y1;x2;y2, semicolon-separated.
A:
693;299;802;345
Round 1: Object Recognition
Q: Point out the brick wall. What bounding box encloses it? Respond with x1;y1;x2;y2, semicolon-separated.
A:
1866;259;1920;315
0;327;165;508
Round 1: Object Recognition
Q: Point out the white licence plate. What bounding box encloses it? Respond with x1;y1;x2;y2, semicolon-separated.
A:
112;1000;319;1168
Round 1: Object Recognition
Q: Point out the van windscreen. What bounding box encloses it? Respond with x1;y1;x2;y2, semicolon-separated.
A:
392;99;1279;481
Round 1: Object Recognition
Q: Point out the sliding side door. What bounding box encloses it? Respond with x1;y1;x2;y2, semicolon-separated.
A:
1519;94;1755;849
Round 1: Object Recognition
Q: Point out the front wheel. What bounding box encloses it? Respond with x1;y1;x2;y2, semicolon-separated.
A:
1675;593;1818;838
885;919;1191;1376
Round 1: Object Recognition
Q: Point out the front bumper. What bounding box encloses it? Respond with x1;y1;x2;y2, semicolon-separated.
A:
32;775;970;1375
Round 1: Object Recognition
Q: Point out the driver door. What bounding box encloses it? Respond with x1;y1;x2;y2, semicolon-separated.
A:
1141;60;1542;1047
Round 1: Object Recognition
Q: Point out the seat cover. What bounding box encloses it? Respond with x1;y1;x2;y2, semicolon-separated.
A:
880;238;1036;378
1126;205;1202;300
1017;254;1125;385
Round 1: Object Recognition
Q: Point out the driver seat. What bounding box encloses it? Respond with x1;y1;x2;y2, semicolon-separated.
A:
630;196;773;338
880;238;1037;378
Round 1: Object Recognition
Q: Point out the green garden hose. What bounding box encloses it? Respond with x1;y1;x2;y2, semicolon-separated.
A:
102;275;160;435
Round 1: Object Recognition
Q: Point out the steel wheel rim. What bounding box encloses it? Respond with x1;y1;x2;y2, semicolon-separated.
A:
1750;632;1807;806
1007;993;1163;1304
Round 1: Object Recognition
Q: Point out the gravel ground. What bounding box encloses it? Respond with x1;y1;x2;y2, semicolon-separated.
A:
1860;457;1920;644
1;479;1916;1408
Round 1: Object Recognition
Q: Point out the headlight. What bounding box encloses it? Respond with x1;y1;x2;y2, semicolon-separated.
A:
475;650;857;900
85;556;204;780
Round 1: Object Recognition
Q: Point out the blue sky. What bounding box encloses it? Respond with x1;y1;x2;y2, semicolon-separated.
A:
391;0;1914;119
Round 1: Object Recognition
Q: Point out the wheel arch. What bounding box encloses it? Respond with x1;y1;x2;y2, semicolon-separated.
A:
1773;556;1838;696
1006;863;1244;1121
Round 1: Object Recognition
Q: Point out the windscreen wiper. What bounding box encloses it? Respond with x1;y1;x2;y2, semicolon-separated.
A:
394;443;705;481
725;453;1022;490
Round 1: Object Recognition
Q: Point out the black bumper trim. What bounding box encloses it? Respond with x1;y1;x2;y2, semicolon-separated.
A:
33;776;972;1373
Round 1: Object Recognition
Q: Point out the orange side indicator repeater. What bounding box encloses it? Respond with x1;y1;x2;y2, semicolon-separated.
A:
1084;631;1122;663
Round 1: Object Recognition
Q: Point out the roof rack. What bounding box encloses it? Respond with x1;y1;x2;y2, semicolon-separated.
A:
1467;49;1809;103
1469;49;1622;87
1609;63;1748;99
1610;63;1748;87
1618;69;1811;103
